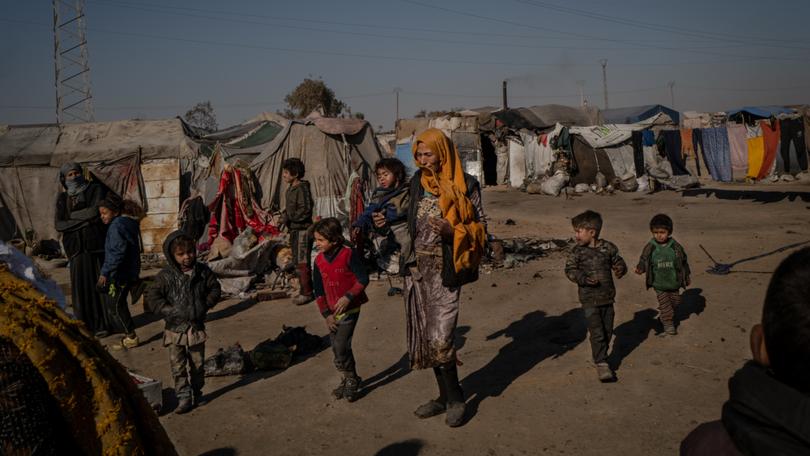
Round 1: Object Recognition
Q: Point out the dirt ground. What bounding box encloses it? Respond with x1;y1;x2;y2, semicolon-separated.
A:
53;181;810;456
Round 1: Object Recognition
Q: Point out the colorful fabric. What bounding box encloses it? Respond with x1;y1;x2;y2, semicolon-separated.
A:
208;166;278;245
746;137;765;179
758;120;781;180
680;128;695;156
698;128;732;182
412;128;485;274
313;245;369;319
726;124;749;171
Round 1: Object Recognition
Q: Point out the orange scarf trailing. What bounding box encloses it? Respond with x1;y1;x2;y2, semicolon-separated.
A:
412;128;486;273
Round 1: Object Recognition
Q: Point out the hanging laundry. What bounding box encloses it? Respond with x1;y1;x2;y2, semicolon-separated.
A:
757;119;780;180
660;130;689;175
631;130;645;177
780;117;809;173
642;130;655;147
679;128;702;176
698;128;732;182
745;124;765;180
726;124;749;172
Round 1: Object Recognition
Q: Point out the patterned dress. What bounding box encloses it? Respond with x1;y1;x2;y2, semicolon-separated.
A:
405;189;484;370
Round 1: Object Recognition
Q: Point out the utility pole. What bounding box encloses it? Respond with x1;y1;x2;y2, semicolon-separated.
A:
393;87;402;127
667;81;676;109
53;0;95;123
599;59;608;110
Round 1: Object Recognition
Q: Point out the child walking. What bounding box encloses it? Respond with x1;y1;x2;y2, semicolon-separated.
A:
634;214;691;336
312;217;369;402
565;210;627;382
97;195;144;349
352;158;410;277
281;157;315;305
147;231;221;414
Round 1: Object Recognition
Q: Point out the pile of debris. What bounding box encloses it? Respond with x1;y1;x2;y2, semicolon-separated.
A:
485;237;571;270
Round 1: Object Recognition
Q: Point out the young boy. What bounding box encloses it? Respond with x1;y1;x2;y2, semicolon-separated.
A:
352;158;410;276
312;217;369;402
97;195;143;349
565;210;627;382
680;247;810;455
634;214;691;336
147;231;221;414
281;157;315;305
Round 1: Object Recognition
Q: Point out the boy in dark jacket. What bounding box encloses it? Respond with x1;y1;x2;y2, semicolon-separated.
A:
97;195;143;349
147;231;221;414
312;218;369;402
634;214;691;336
565;210;627;382
681;247;810;456
281;157;315;305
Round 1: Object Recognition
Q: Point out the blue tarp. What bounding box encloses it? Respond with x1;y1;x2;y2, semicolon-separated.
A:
602;105;680;125
726;106;795;120
395;142;419;176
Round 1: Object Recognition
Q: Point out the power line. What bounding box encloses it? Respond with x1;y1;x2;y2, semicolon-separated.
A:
400;0;809;62
6;18;774;67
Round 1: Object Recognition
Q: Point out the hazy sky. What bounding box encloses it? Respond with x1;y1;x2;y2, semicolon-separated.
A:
3;0;810;129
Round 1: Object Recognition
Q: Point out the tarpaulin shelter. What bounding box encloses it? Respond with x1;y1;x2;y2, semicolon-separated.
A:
484;104;600;131
602;105;680;125
726;106;796;122
250;117;383;220
0;119;198;252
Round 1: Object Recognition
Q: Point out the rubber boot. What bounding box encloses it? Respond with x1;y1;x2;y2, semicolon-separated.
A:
439;362;465;427
414;367;448;418
292;263;314;305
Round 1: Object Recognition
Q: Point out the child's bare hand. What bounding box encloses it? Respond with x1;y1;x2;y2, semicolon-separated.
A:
372;212;386;228
585;277;599;286
335;296;351;315
325;315;337;332
686;278;691;287
634;267;642;275
97;276;107;288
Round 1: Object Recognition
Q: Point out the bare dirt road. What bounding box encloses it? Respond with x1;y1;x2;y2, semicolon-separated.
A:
80;184;810;456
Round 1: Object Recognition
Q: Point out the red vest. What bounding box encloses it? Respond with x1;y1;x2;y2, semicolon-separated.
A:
314;247;368;314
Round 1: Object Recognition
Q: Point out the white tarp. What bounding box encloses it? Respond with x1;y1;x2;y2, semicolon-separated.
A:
570;112;671;149
508;138;526;187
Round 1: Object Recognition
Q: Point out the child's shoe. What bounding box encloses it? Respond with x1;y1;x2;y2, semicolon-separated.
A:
664;325;677;336
596;363;615;382
175;398;194;414
332;378;347;399
446;401;466;427
292;294;314;305
343;376;361;402
121;334;140;349
414;400;446;418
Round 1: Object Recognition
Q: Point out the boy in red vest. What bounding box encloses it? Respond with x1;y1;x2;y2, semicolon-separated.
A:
312;217;369;402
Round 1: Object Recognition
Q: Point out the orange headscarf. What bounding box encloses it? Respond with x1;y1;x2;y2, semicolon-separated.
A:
412;128;486;273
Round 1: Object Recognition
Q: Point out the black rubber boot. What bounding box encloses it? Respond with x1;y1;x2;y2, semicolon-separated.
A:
414;367;448;418
439;362;465;427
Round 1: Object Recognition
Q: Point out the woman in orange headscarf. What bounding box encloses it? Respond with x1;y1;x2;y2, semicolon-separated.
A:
376;128;485;427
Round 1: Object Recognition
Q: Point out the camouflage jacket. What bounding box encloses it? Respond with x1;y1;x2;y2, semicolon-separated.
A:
565;239;627;307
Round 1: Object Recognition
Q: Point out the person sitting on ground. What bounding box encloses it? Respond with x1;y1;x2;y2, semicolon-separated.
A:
281;157;316;305
312;217;369;403
680;246;810;455
634;213;691;336
146;231;221;414
353;157;410;277
97;194;144;349
565;210;627;382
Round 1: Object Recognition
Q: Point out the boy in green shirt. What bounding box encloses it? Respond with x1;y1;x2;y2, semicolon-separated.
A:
634;214;691;336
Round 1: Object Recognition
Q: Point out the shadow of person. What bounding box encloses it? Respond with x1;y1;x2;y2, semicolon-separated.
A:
676;288;706;326
198;448;238;456
374;439;424;456
206;298;259;322
609;308;658;372
461;309;586;423
361;326;471;398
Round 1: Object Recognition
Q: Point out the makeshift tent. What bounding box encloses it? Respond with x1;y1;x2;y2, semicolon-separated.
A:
486;104;600;131
727;106;796;122
250;118;383;220
570;112;673;149
602;105;680;125
0;119;198;252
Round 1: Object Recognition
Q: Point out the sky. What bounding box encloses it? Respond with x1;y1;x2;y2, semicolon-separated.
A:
2;0;810;130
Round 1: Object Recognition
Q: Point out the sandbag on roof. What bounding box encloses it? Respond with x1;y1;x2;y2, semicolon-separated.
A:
602;105;680;125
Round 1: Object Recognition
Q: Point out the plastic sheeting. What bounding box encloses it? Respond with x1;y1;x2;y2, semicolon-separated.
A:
602;105;680;125
508;138;526;187
250;120;382;218
570;112;672;149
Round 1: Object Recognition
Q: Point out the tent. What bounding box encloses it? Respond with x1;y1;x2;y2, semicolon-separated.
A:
602;105;680;125
485;104;600;131
726;106;796;122
0;119;198;252
250;118;383;220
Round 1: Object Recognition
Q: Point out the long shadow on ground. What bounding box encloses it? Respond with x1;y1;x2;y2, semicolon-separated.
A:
374;439;424;456
206;298;260;322
610;288;706;372
461;309;587;423
682;188;810;204
361;326;470;398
